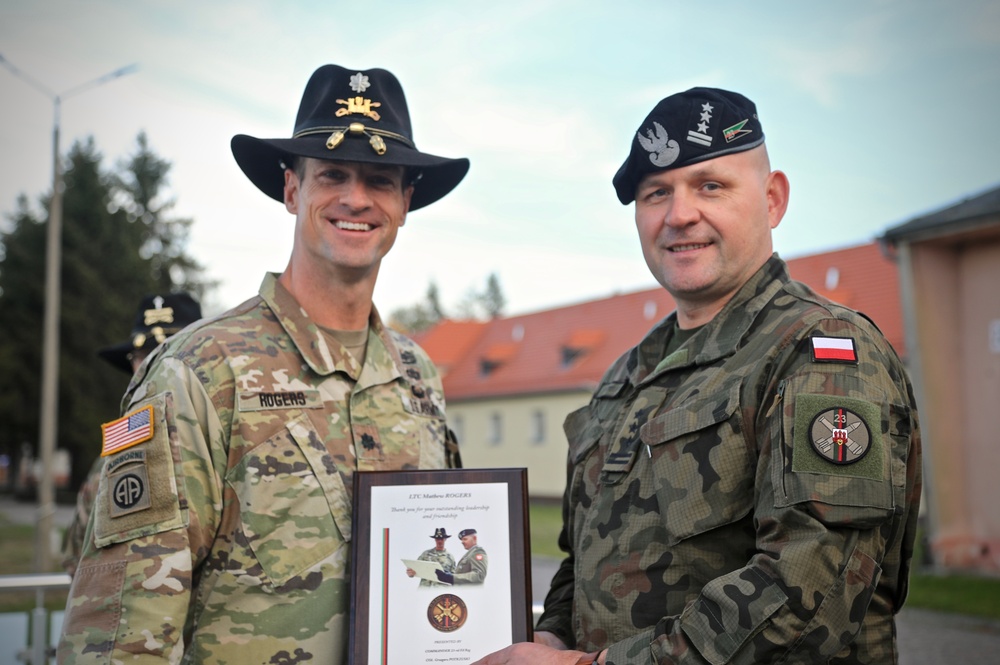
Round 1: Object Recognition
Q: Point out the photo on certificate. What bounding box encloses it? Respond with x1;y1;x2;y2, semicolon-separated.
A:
349;468;531;665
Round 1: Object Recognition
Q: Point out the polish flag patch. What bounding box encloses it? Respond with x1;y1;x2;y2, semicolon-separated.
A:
810;336;858;363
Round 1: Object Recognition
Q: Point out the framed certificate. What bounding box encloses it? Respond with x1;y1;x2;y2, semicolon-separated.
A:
349;468;532;664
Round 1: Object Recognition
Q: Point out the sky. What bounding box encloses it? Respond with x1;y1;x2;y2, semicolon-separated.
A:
1;0;999;318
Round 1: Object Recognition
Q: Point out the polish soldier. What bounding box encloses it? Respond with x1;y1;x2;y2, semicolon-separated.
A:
476;88;922;664
437;527;488;585
58;64;468;663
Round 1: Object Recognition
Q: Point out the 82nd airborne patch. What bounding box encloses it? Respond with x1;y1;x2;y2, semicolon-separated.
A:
809;406;871;465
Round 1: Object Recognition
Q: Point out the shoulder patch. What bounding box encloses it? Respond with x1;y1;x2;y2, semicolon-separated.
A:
792;393;883;480
101;405;154;456
810;336;857;364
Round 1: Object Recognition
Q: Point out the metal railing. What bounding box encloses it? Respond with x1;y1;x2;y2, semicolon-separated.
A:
0;573;72;665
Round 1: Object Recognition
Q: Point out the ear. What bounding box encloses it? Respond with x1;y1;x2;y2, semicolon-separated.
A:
399;184;415;227
283;168;299;214
765;169;790;230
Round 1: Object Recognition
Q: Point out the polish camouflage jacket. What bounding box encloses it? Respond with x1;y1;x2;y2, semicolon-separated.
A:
535;255;922;664
57;273;455;664
416;546;456;587
453;545;489;584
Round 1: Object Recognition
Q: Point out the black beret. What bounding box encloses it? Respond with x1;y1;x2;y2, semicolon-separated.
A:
612;87;765;204
458;529;477;538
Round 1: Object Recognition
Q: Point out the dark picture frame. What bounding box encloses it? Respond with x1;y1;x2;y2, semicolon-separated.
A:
349;468;532;664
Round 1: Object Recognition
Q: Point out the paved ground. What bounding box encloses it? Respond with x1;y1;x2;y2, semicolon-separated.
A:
3;496;999;663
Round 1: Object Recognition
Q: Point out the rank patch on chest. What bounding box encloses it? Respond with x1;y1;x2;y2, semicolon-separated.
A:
809;406;871;465
101;405;154;456
354;423;385;461
810;336;858;364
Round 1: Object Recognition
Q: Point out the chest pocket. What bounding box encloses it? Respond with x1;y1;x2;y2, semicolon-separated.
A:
640;382;752;546
226;412;347;588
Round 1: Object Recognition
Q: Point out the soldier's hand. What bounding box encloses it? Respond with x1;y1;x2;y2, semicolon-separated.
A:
533;631;568;649
435;569;454;584
406;568;416;577
471;643;593;664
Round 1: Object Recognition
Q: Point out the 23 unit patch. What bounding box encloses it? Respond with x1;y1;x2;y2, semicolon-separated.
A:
809;406;871;464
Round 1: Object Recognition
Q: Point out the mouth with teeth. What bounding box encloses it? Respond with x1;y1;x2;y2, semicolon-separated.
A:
333;220;375;232
668;242;711;252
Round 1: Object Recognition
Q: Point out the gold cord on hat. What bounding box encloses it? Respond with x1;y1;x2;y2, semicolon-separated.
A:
293;124;411;156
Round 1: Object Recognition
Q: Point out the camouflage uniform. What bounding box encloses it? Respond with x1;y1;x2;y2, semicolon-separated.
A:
453;545;488;584
61;456;103;576
536;256;922;664
416;547;456;587
58;273;453;664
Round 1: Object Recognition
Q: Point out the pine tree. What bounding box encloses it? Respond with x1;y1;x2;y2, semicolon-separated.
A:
0;134;211;492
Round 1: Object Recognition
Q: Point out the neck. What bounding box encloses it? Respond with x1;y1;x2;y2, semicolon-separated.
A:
278;262;376;330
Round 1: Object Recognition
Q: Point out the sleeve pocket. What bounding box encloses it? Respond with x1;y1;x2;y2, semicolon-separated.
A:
94;392;186;548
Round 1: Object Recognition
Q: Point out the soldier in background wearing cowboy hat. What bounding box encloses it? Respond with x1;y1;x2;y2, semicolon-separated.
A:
407;527;456;587
58;64;468;664
60;292;202;577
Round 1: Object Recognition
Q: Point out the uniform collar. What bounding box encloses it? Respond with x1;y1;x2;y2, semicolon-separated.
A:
632;254;789;385
258;272;404;385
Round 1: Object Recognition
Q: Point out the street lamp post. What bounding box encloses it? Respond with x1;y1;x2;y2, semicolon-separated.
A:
0;55;137;572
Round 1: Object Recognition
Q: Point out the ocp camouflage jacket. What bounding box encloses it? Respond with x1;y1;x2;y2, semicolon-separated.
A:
58;273;453;664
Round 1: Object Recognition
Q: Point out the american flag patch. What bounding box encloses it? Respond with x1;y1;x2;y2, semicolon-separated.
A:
810;336;858;363
101;405;154;456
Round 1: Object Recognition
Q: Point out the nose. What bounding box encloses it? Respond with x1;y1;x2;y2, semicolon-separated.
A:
339;176;373;211
664;187;699;228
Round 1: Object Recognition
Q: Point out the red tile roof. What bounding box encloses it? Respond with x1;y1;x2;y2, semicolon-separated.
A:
785;242;905;356
410;319;488;376
427;243;904;401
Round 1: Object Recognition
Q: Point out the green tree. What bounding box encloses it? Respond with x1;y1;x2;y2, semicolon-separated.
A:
0;134;211;491
456;272;507;320
388;280;446;334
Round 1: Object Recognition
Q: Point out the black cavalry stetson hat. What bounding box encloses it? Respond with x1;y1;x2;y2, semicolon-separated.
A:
98;292;202;374
231;65;470;211
431;528;451;539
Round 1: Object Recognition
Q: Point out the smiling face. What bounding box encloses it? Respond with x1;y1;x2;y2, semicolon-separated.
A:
283;157;413;286
633;146;789;328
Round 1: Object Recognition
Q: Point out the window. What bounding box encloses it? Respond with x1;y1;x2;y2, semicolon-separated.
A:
530;409;545;444
450;415;464;444
488;412;503;445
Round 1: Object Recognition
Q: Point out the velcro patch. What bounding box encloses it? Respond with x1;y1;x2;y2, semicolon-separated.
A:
792;393;883;480
238;389;322;411
101;405;154;456
354;423;385;461
108;463;151;517
94;392;184;546
810;336;858;364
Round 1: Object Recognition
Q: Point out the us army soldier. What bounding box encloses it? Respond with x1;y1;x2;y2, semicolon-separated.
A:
408;527;456;587
476;88;921;664
58;64;468;664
